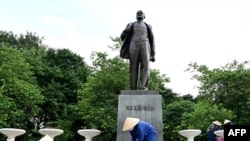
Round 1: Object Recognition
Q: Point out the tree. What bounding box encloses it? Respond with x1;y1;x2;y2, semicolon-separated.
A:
77;48;171;140
35;48;90;140
0;45;44;140
163;99;195;140
186;60;250;124
176;101;234;141
181;94;197;103
1;31;91;140
0;80;10;127
77;52;129;140
0;30;44;49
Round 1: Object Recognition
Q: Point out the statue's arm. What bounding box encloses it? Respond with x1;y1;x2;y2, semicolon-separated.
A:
120;22;134;41
146;24;155;61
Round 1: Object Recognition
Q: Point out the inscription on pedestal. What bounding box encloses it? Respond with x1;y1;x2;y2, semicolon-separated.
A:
116;90;163;141
126;105;154;111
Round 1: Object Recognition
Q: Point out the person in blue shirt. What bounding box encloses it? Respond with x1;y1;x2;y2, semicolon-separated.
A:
207;120;222;141
122;117;157;141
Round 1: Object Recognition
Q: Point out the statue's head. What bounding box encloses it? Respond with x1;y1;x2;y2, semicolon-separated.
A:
136;10;145;20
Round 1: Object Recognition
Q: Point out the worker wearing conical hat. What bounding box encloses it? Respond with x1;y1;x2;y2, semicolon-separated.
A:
207;120;222;141
224;119;234;125
122;117;157;141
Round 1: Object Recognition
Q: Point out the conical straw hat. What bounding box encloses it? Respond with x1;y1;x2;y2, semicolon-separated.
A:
213;120;222;126
122;117;140;131
224;119;231;124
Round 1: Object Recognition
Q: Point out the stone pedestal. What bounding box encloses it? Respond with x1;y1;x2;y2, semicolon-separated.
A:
116;90;163;141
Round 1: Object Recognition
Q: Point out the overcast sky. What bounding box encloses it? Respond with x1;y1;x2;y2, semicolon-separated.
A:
1;0;250;96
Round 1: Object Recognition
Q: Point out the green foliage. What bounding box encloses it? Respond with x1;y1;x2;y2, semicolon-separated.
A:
0;30;44;49
77;52;129;140
0;31;91;141
0;31;19;47
2;30;246;141
149;69;170;91
0;45;44;129
187;60;250;124
108;36;122;52
77;48;173;140
177;100;234;140
0;84;11;127
163;99;195;140
181;94;197;103
35;48;90;140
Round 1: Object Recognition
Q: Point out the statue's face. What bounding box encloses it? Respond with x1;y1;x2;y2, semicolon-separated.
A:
136;10;145;20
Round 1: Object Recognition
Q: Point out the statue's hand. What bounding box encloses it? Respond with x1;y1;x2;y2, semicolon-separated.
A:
150;56;155;62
